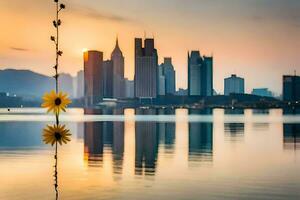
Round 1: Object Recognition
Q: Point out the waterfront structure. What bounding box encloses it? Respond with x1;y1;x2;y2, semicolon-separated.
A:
224;74;245;95
160;57;176;95
111;38;125;98
252;88;273;97
84;50;103;106
188;51;213;96
102;60;113;98
134;38;158;98
283;75;300;101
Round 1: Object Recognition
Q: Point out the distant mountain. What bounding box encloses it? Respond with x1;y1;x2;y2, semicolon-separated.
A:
0;69;73;99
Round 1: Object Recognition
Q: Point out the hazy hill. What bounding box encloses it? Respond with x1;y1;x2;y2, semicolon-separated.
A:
0;69;73;99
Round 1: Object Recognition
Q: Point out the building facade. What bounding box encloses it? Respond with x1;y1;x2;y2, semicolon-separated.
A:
124;78;134;98
134;38;158;98
102;60;113;98
158;64;166;96
76;70;84;98
84;50;103;106
224;74;245;95
111;38;125;98
283;75;300;101
188;51;213;96
161;57;176;95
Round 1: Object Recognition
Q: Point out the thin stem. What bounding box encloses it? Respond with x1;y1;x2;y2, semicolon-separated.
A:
55;1;59;94
54;141;59;200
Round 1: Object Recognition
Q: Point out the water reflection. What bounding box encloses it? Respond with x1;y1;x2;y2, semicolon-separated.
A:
135;109;159;176
283;108;300;150
224;123;245;142
84;109;124;172
158;109;175;154
0;122;46;148
283;124;300;150
84;121;103;165
2;108;300;200
224;108;244;115
188;109;213;163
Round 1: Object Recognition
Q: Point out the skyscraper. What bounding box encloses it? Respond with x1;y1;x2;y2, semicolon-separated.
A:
134;38;158;98
102;60;113;98
158;64;166;96
84;50;103;106
161;57;176;95
283;75;300;101
188;51;213;96
76;70;84;98
111;38;125;98
224;74;245;95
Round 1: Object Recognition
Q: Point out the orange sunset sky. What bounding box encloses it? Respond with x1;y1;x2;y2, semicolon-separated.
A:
0;0;299;94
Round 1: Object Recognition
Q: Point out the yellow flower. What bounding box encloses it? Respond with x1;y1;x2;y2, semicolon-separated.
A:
43;124;71;146
42;90;71;114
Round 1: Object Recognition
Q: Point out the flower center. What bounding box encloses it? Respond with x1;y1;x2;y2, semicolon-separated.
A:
55;98;62;106
54;132;62;140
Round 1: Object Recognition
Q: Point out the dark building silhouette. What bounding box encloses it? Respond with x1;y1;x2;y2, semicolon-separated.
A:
283;75;300;101
188;51;213;97
159;57;176;95
84;51;103;106
102;60;113;98
135;109;159;176
134;38;158;98
111;38;125;98
224;74;245;95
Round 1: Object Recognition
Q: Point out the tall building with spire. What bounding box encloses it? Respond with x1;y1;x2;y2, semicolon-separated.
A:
111;38;125;98
188;51;213;97
134;38;158;98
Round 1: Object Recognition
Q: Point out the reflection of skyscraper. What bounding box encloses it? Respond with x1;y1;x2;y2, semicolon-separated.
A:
134;38;158;98
112;109;124;174
188;109;213;163
188;123;213;162
84;50;103;106
224;123;245;142
283;123;300;150
135;109;159;175
188;51;213;96
83;109;125;171
84;121;103;165
158;109;176;152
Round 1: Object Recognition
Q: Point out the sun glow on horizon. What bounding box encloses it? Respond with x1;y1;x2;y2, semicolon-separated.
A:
82;48;88;53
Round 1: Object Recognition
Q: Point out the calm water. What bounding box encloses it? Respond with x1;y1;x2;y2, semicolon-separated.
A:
0;108;300;200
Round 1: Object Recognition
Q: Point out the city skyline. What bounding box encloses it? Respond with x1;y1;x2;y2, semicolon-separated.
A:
1;0;300;94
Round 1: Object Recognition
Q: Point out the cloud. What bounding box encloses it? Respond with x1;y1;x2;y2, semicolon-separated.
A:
70;5;132;22
10;47;29;51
